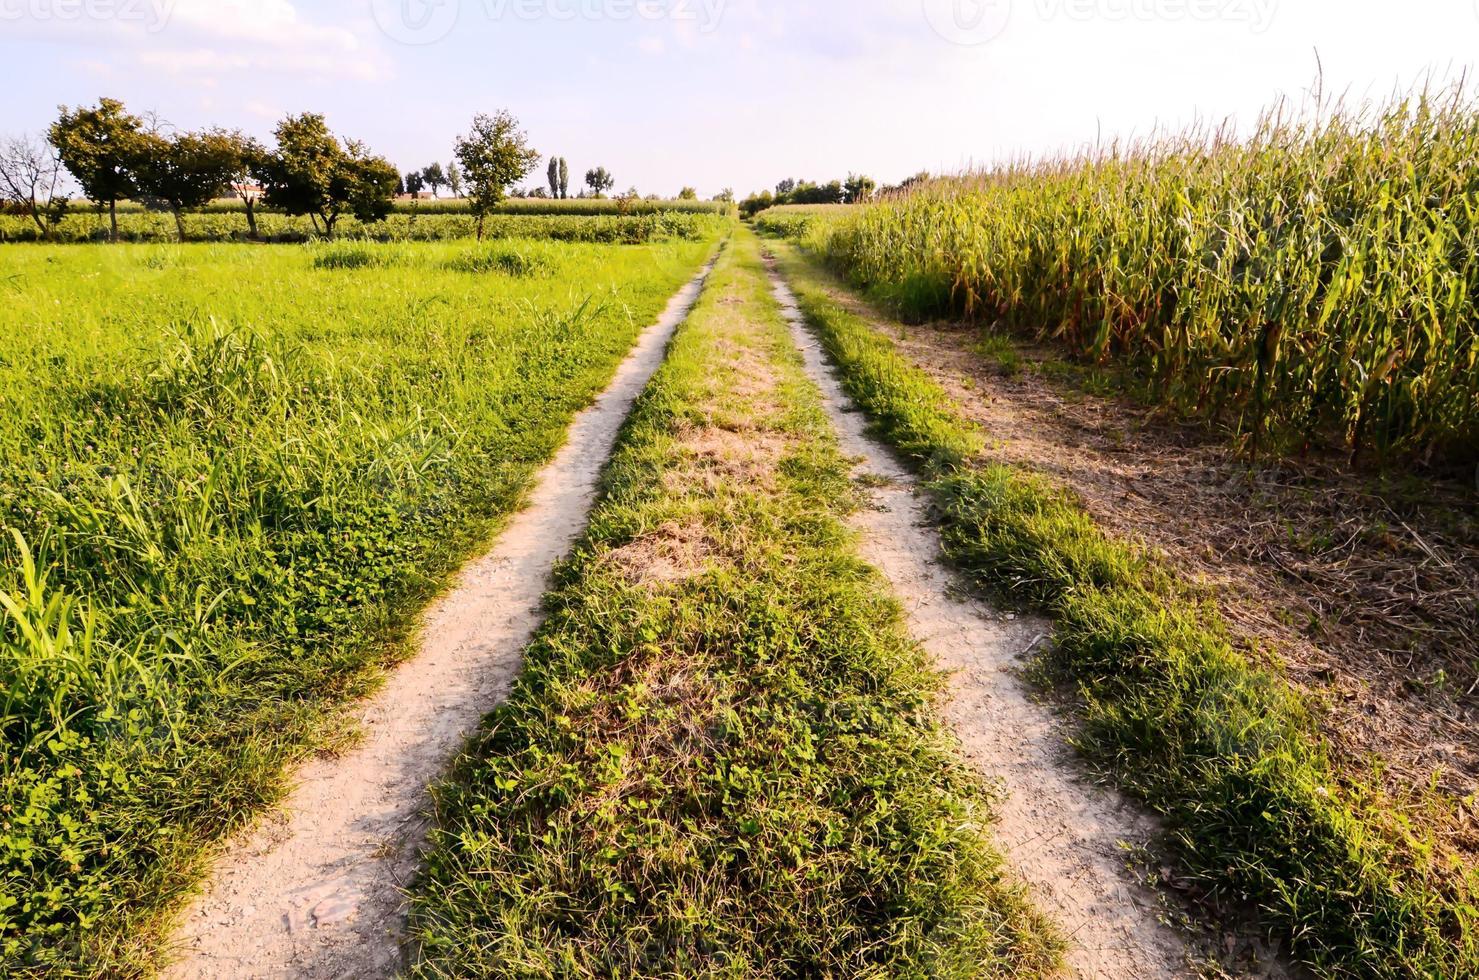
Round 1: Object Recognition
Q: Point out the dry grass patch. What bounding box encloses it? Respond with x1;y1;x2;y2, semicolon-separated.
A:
604;517;725;587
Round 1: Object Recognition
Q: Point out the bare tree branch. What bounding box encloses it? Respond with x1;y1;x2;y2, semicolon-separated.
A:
0;133;69;238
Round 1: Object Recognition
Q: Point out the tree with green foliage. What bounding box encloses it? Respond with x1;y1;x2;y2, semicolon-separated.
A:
49;97;150;242
739;189;774;218
346;151;400;224
454;110;540;240
447;160;463;198
134;129;244;242
558;156;569;199
784;179;845;205
257;113;397;237
584;166;614;198
547;157;559;198
883;171;931;195
775;177;796;196
217;132;270;240
0;133;69;239
844;172;877;203
677;186;697;200
405;169;425;196
422;161;446;197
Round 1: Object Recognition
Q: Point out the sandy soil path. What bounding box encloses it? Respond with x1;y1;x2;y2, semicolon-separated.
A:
164;259;715;980
767;262;1194;979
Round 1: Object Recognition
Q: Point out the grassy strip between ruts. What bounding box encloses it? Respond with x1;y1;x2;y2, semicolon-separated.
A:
762;240;1479;979
406;230;1061;978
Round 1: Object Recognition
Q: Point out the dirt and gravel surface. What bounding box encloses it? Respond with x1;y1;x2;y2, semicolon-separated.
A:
768;264;1207;979
163;260;715;980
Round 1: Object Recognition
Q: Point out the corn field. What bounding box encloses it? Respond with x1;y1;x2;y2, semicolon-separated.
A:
791;89;1479;470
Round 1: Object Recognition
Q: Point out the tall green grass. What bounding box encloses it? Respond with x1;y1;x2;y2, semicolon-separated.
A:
769;88;1479;470
0;236;718;974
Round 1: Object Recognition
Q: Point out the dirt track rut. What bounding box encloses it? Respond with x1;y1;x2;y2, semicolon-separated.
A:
165;259;716;980
767;259;1193;979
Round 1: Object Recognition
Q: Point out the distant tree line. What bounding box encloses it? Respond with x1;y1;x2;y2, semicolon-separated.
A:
399;161;463;199
739;173;878;217
0;97;540;242
508;158;707;204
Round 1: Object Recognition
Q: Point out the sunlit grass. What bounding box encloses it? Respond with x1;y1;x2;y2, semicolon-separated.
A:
0;236;718;974
408;231;1062;979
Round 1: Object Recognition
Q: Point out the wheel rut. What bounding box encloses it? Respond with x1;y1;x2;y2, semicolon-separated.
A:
765;257;1194;979
164;258;717;980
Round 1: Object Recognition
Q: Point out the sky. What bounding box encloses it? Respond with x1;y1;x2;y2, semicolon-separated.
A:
3;0;1479;198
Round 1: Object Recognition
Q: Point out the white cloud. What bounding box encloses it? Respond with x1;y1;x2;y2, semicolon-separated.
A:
138;47;251;73
243;98;283;119
162;0;366;54
5;0;392;83
74;57;115;76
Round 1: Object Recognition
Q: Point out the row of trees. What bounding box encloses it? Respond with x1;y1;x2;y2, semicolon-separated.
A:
537;157;624;199
541;157;614;200
546;156;570;198
400;160;464;198
739;173;878;217
0;98;544;241
3;99;748;240
505;183;718;204
37;99;403;241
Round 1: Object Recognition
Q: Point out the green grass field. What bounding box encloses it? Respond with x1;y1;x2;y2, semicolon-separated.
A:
38;197;731;217
0;235;718;973
0;210;729;245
